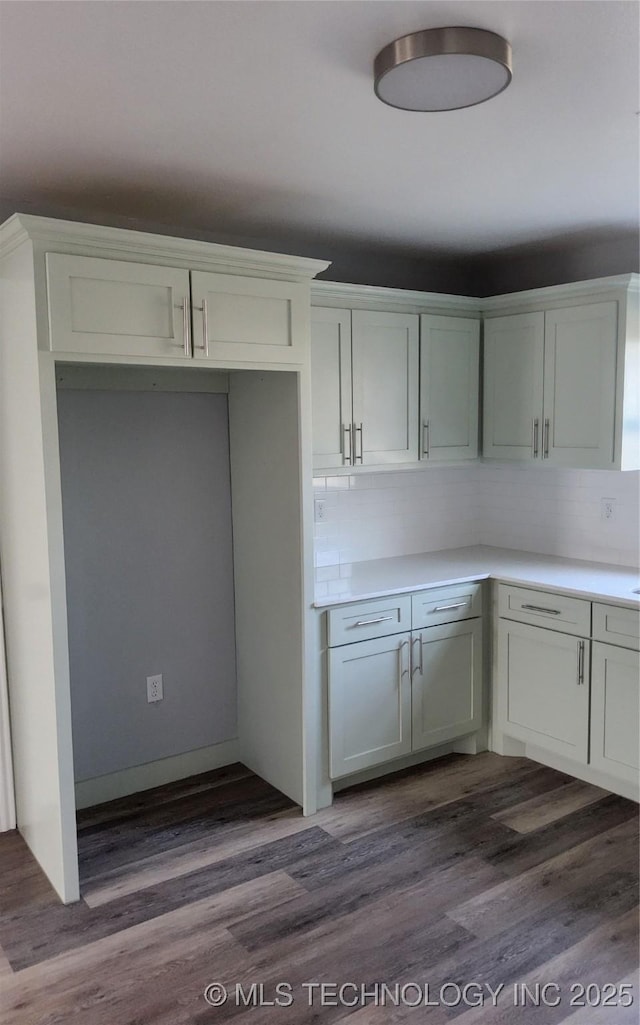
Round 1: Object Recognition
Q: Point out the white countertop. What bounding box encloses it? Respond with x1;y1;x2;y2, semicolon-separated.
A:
313;546;640;609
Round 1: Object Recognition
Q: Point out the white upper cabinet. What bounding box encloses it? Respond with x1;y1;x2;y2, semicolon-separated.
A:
483;312;545;461
46;254;191;358
483;285;639;470
310;308;353;467
190;271;308;364
311;306;419;468
42;225;328;366
420;314;480;461
351;310;419;465
543;302;617;467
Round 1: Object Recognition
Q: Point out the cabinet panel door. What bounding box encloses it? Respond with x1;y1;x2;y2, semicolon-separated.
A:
191;271;307;364
497;620;589;763
543;302;618;468
328;632;412;778
412;619;483;751
310;308;352;468
46;254;190;358
351;311;419;464
483;312;545;460
420;315;480;461
590;642;639;784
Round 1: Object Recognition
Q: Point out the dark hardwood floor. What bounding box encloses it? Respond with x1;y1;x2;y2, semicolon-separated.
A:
0;753;638;1024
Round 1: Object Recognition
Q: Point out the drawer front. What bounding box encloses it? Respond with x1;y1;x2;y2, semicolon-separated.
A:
592;603;640;651
327;595;411;647
411;582;482;629
498;584;590;637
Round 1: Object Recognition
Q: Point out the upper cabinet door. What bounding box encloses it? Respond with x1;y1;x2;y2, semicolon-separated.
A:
190;271;308;364
483;312;545;461
351;310;419;464
310;308;353;468
46;254;191;358
420;315;480;461
543;302;618;468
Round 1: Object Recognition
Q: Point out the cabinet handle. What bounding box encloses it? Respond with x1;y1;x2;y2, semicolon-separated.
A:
193;300;209;356
342;424;352;465
532;418;539;458
577;640;585;685
352;615;394;628
433;601;469;612
355;423;364;463
399;639;410;678
411;634;423;676
521;603;562;615
543;418;550;458
175;298;192;357
422;420;430;459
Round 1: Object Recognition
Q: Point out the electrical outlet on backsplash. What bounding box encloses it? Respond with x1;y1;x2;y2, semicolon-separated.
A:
313;466;640;585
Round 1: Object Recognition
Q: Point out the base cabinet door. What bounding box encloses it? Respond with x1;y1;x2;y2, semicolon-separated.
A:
46;254;191;358
497;620;590;763
329;632;412;778
590;642;639;784
412;619;483;750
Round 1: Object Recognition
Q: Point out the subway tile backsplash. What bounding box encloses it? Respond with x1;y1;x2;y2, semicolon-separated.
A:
313;466;640;579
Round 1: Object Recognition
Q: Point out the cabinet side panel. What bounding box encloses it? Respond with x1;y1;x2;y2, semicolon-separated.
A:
228;370;304;805
0;243;79;902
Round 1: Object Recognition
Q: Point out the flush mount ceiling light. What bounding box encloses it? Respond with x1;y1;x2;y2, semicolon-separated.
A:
374;26;512;111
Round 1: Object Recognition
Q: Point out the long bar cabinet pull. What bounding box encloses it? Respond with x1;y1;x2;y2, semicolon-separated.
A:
521;604;562;615
577;640;585;685
353;616;394;628
423;420;430;459
532;418;539;458
176;298;192;357
355;423;364;463
342;424;352;465
543;418;550;458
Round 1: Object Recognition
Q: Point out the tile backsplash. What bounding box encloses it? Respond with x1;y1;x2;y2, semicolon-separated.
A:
313;465;639;594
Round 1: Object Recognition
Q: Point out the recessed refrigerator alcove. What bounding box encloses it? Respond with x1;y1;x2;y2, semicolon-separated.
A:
50;363;312;898
57;372;238;794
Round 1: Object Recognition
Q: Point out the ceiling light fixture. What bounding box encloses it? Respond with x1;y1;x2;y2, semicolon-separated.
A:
374;26;512;111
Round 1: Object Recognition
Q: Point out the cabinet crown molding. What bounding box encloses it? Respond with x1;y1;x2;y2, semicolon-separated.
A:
0;213;331;282
311;280;482;314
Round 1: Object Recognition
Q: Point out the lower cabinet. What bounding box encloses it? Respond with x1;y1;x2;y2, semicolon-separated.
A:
328;632;412;778
496;619;590;764
412;620;483;751
590;642;640;784
328;599;483;780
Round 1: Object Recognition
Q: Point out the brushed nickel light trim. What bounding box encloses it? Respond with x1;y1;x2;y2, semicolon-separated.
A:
374;26;512;111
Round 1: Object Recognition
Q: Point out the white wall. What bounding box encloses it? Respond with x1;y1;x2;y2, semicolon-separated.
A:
313;466;639;595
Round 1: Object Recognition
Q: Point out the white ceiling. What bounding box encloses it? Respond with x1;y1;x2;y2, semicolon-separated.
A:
0;0;638;257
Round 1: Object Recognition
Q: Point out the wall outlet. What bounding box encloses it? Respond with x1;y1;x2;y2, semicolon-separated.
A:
146;674;163;703
314;499;327;523
601;498;616;522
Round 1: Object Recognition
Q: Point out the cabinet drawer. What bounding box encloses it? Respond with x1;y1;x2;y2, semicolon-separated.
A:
498;584;590;637
412;582;482;628
327;595;411;647
592;603;640;651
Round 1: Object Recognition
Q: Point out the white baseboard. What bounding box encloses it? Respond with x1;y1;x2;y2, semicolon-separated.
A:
74;738;241;809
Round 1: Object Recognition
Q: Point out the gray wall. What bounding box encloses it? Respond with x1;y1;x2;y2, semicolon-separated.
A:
57;389;237;781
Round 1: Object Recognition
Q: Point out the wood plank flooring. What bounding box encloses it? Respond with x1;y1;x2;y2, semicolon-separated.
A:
0;753;637;1024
